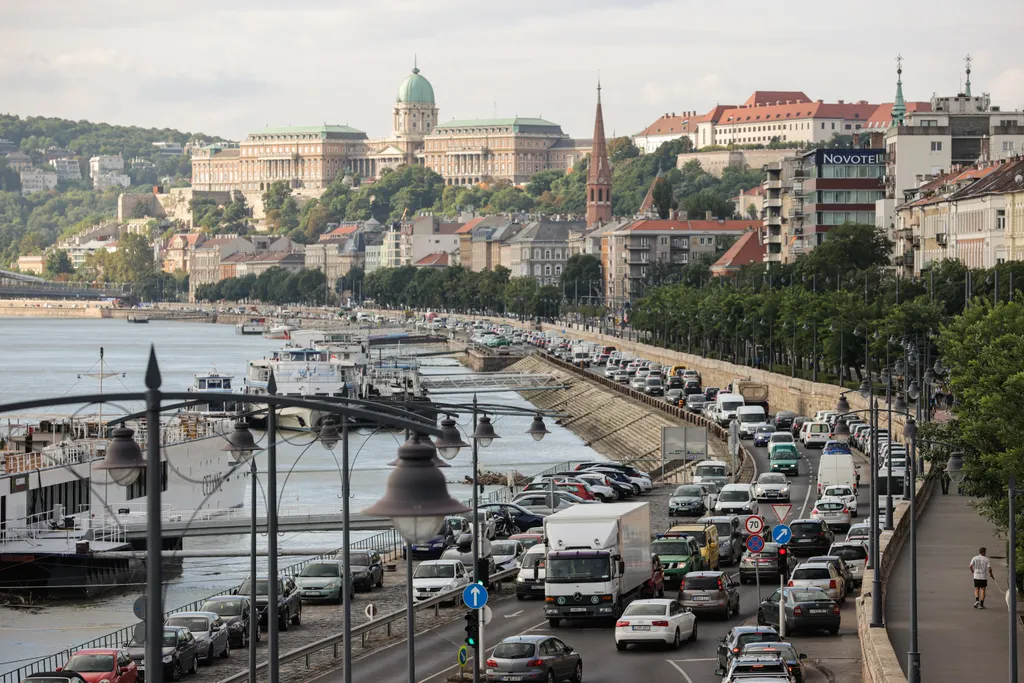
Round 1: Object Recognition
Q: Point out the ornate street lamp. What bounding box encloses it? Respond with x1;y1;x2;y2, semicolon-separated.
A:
95;427;146;486
221;421;263;462
318;419;340;450
526;415;550;442
433;417;469;460
944;452;966;487
472;415;499;448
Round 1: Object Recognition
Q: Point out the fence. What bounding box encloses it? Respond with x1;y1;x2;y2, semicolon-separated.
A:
0;528;404;683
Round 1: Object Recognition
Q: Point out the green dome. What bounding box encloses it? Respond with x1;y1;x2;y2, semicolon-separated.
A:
397;67;435;104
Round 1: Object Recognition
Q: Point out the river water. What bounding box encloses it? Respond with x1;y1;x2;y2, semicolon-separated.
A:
0;317;600;672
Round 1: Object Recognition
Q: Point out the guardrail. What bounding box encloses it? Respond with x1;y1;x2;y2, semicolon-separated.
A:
216;567;520;683
1;529;405;683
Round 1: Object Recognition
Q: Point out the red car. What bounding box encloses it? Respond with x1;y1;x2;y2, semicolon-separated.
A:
61;648;138;683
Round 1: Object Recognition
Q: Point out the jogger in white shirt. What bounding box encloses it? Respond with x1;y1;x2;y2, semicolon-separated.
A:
970;546;995;608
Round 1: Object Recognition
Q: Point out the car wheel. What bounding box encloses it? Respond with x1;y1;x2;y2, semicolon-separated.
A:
292;606;302;625
572;661;583;683
171;661;182;682
632;484;641;495
757;610;765;626
547;669;555;683
671;629;681;650
616;641;627;651
689;621;698;642
829;627;840;636
221;640;230;658
377;572;384;588
189;656;198;676
548;618;560;628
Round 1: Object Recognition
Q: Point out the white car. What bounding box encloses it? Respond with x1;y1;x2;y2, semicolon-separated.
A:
845;521;879;545
714;484;759;516
788;561;846;603
586;466;653;493
490;540;526;571
753;473;791;502
820;484;858;516
573;472;618;501
412;559;470;601
614;598;697;650
810;497;852;530
829;542;868;585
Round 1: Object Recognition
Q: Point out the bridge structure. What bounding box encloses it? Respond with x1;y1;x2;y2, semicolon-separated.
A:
0;270;126;299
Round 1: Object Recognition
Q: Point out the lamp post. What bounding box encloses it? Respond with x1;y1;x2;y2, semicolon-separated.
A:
903;418;921;683
470;403;497;683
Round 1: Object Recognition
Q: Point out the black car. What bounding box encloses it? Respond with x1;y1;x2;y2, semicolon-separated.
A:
238;576;302;631
345;549;385;591
788;519;835;556
199;595;256;647
478;502;546;532
667;376;685;389
22;673;89;683
682;380;702;396
790;416;810;437
409;516;463;559
126;626;198;681
716;625;780;672
773;411;797;430
704;387;720;401
741;642;808;683
757;587;841;635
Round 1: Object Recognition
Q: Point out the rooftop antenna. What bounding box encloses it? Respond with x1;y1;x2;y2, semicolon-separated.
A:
964;53;973;97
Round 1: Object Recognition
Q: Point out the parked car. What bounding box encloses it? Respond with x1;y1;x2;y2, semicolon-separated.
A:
198;595;255;648
508;532;544;549
679;570;740;618
295;560;350;603
716;626;780;672
345;549;384;590
491;539;526;571
23;674;89;683
614;599;697;650
126;626;198;681
478;502;546;532
237;576;302;631
757;587;841;635
61;649;138;683
484;635;582;682
409;516;462;559
163;612;230;664
511;491;584;515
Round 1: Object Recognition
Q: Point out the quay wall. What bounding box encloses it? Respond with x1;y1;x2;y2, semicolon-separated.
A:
0;299;106;318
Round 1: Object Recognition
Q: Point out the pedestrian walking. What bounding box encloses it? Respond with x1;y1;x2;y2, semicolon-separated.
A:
970;547;996;608
940;468;950;495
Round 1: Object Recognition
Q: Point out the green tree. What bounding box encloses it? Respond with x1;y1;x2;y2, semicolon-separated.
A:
560;254;603;300
45;249;74;276
607;136;640;164
651;176;675;219
526;170;565;197
112;232;156;282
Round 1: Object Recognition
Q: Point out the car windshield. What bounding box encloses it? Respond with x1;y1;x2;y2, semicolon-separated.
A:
744;644;798;660
756;426;775;433
722;401;743;411
646;378;663;386
831;545;867;561
300;563;340;578
770;434;794;443
546;557;610;582
673;486;703;498
711;522;733;536
623;602;667;616
737;632;779;648
672;530;706;545
825;487;852;496
491;542;517;556
738;413;764;423
64;655;114;673
415;564;455;579
652;541;694;556
493;642;535;659
238;579;272;595
720;490;750;502
520;552;545;569
165;616;210;633
759;474;787;485
684;575;721;590
200;599;242;616
847;527;869;538
787;588;831;602
791;523;822;536
349;554;371;567
696;465;726;477
792;568;832;580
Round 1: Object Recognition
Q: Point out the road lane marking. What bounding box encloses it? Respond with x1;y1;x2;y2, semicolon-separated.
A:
667;659;695;683
799;455;815;519
671;658;716;662
416;619;549;683
505;610;524;618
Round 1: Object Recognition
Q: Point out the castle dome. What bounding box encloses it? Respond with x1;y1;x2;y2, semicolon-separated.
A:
397;66;435;104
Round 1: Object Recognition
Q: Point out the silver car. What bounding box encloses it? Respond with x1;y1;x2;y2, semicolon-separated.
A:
754;473;792;502
789;562;846;603
163;611;230;663
485;635;582;683
295;560;349;603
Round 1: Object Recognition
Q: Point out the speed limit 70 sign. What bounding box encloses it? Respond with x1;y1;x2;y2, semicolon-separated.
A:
745;516;765;535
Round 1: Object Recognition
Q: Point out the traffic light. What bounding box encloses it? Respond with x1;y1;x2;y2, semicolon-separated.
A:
476;557;491;590
777;546;789;580
464;610;479;647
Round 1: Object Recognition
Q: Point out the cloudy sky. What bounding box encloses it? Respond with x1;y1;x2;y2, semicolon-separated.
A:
3;0;1022;142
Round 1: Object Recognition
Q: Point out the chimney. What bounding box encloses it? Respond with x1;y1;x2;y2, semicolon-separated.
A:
838;100;845;104
705;210;713;220
680;211;688;220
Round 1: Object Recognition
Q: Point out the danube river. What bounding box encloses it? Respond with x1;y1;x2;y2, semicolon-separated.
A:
0;317;601;672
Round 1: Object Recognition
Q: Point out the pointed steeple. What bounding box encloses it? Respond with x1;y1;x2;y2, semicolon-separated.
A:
891;54;906;127
964;54;972;97
586;80;612;227
637;161;665;216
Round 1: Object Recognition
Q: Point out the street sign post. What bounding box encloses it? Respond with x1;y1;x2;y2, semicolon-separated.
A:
364;603;378;620
463;583;489;609
745;515;765;536
745;535;765;553
772;524;793;545
480;605;493;625
133;596;146;621
770;503;793;524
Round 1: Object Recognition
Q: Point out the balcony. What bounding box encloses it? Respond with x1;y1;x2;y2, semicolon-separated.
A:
911;236;921;250
793;168;806;178
899;227;914;239
765;214;782;227
767;179;782;190
625;242;650;250
936;233;948;246
766;197;782;209
792;227;803;236
792;181;803;194
790;207;804;219
625;255;651;265
670;241;689;250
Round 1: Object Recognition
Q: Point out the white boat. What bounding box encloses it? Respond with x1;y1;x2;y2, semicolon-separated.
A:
263;324;296;340
185;371;242;416
235;318;266;335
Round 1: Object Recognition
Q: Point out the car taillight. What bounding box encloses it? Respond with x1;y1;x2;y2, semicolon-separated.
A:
616;620;630;627
527;659;544;667
718;578;724;590
788;580;794;586
793;606;803;615
652;620;669;626
832;604;841;615
486;660;497;667
733;647;741;653
829;580;837;589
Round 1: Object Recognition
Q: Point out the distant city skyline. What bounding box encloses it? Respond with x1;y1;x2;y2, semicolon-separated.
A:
3;0;1022;142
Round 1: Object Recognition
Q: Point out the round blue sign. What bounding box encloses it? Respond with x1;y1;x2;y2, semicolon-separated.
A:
772;524;793;545
746;535;765;553
463;583;489;609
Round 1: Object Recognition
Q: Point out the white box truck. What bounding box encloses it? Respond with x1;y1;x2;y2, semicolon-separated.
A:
543;502;652;626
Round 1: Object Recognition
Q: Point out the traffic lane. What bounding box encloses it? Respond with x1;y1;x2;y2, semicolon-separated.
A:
745;435;819;524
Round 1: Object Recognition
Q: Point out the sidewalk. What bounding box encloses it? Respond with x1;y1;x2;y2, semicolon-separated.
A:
886;490;1024;683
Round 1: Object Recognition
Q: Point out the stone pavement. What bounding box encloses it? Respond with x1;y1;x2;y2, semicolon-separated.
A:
886;490;1024;683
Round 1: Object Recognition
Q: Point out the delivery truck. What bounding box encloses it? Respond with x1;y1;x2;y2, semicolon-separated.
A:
543;502;652;626
728;378;770;414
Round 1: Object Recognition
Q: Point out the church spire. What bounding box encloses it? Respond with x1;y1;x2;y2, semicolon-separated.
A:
586;80;612;227
891;54;906;127
964;54;972;97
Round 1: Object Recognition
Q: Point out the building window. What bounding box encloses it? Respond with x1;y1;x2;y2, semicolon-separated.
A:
544;249;551;259
997;210;1006;230
1003;141;1015;152
931;141;943;152
544;264;551;276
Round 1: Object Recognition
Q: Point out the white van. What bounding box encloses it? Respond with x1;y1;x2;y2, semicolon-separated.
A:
817;452;857;496
694;460;731;489
713;483;759;515
736;405;768;438
715;393;745;427
515;543;547;600
800;420;831;447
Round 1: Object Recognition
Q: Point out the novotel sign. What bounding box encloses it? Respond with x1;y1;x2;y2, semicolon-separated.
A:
815;149;886;166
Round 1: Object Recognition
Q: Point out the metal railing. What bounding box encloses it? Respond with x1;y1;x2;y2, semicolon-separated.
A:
0;529;404;683
215;566;520;683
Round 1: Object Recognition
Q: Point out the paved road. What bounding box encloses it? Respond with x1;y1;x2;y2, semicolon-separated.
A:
307;417;865;683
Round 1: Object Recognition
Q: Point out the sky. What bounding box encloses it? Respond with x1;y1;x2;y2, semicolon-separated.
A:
3;0;1023;142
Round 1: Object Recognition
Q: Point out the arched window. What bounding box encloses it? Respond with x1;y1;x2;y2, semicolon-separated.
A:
534;248;541;260
597;188;603;202
590;188;595;201
555;264;562;275
544;249;551;260
544;264;552;276
533;264;542;276
522;248;529;259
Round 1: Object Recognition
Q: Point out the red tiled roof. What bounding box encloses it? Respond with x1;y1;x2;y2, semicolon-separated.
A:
711;229;765;274
864;101;932;128
743;91;811;106
694;105;735;124
623;219;762;232
742;186;765;196
637;114;698;137
220;252;250;263
456;217;485;234
414;252;450;267
326;225;359;237
718;101;878;125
